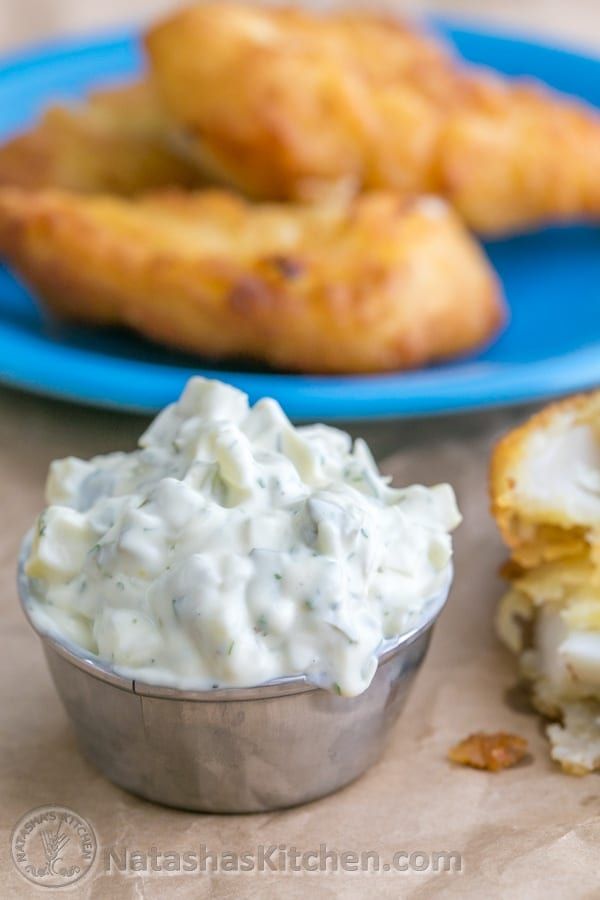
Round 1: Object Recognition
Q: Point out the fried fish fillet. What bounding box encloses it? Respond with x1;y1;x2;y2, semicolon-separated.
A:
496;554;600;774
491;392;600;569
145;3;600;235
0;81;201;195
0;187;503;373
491;392;600;773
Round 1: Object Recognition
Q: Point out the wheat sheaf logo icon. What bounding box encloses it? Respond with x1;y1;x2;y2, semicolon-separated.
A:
40;821;71;876
11;805;97;888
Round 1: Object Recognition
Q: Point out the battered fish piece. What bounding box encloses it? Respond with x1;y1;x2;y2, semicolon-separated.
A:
0;188;503;373
491;392;600;774
496;558;600;774
0;81;201;195
146;3;600;235
491;392;600;569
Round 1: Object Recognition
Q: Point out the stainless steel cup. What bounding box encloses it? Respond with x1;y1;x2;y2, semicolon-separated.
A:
18;540;449;813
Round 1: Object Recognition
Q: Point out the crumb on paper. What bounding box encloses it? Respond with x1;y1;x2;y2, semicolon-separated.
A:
448;731;528;771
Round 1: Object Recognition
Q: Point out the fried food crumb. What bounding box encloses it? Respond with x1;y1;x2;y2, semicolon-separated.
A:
449;731;528;771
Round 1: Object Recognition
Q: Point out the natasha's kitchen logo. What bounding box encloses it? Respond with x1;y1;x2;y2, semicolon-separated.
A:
11;805;97;888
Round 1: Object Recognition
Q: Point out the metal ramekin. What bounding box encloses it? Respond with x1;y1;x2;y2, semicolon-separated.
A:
18;536;450;813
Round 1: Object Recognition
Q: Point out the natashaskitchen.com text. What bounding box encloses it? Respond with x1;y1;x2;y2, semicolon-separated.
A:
104;844;462;875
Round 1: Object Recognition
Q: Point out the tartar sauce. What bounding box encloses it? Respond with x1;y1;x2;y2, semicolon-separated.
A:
25;378;460;695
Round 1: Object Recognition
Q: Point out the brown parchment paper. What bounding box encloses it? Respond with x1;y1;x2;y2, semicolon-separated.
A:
2;385;600;900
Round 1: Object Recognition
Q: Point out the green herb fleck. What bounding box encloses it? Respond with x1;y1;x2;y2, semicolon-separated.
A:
172;595;186;617
256;614;268;634
274;573;282;581
228;640;235;656
333;683;342;696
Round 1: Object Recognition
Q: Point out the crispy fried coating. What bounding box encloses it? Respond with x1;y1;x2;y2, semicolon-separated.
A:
0;81;201;195
495;556;600;774
145;3;600;235
448;732;528;771
0;187;503;374
492;393;600;774
490;391;600;569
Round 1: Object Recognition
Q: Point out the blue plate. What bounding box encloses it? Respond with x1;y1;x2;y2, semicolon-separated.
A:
0;22;599;420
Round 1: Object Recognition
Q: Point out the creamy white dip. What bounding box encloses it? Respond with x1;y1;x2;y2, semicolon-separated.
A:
25;378;460;695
